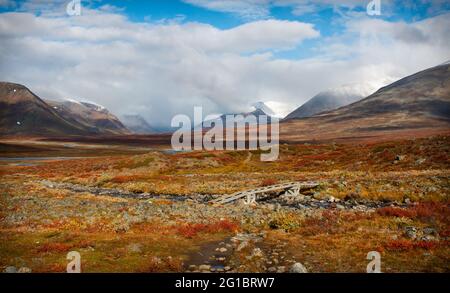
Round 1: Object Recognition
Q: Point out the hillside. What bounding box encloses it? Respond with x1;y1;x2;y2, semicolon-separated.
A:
280;63;450;142
46;100;129;135
0;82;88;136
284;84;373;120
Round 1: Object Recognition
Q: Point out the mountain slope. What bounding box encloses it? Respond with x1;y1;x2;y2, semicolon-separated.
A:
202;103;274;129
280;63;450;142
46;100;129;135
284;84;372;120
121;114;155;134
0;82;89;136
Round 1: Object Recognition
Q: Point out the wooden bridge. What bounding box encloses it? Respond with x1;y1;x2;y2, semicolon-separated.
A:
210;181;319;206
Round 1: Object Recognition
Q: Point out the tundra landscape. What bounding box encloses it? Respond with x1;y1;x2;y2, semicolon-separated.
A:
0;0;449;275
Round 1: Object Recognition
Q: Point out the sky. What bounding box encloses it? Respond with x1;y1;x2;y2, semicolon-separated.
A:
0;0;449;128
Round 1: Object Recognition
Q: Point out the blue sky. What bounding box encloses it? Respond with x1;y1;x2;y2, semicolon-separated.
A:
2;0;448;61
0;1;449;126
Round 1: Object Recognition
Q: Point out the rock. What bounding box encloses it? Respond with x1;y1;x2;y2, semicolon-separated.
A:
18;267;32;273
421;235;437;242
395;155;406;162
224;266;231;271
268;267;277;273
427;186;438;193
290;263;308;273
336;204;345;210
198;264;211;271
415;158;426;165
3;266;17;273
252;248;264;258
312;193;324;200
404;226;417;239
423;227;437;236
276;266;286;273
327;196;339;203
216;247;227;253
236;241;249;252
188;265;197;270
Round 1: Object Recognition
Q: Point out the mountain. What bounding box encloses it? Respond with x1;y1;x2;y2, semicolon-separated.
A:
0;81;129;136
121;114;156;134
284;84;376;120
0;82;89;136
46;99;129;135
202;103;274;128
280;63;450;142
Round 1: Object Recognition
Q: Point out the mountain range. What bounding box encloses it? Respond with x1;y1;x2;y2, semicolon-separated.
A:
284;83;376;120
45;99;129;135
121;114;156;134
0;82;131;136
280;62;450;142
1;62;449;140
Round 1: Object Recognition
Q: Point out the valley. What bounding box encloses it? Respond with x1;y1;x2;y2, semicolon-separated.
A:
0;135;448;272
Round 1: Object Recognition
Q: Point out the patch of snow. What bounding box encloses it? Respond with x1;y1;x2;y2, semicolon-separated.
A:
64;98;82;105
252;101;275;116
80;100;106;111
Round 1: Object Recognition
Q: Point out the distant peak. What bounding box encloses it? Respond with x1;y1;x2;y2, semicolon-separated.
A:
252;101;275;116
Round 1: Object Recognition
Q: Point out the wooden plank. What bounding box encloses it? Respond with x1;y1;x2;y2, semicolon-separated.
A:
210;181;319;205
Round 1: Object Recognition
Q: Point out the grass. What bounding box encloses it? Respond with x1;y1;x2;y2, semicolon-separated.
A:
0;135;449;272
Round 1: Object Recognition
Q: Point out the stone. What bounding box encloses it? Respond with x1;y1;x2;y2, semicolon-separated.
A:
3;266;17;273
415;158;426;165
290;263;308;273
18;267;32;273
198;264;211;271
252;248;264;258
236;241;248;252
404;226;417;239
336;204;345;210
268;267;277;273
276;266;286;273
423;227;437;236
395;155;406;162
421;235;437;242
327;196;339;203
217;247;227;253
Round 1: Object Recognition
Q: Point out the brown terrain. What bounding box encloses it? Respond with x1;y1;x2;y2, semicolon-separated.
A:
281;63;450;143
0;63;449;273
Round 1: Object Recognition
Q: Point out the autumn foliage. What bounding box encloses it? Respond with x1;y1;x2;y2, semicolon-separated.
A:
377;202;449;223
176;219;239;238
384;239;440;251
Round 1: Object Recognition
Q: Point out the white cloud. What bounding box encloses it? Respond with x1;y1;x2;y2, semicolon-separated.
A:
0;7;449;128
